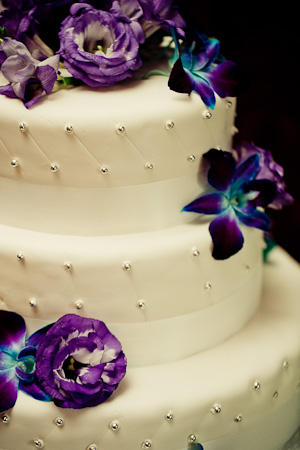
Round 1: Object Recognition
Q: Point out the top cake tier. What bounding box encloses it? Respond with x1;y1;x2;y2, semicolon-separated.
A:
0;74;236;236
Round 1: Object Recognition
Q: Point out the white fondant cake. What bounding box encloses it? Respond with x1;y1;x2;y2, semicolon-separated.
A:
0;2;299;450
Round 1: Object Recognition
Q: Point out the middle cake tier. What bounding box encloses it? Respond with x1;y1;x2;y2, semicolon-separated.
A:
0;221;263;367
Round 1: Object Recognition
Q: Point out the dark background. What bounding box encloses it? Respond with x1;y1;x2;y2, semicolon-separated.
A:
180;4;300;262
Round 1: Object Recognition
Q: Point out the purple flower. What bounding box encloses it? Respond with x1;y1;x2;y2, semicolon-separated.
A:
58;3;142;87
35;314;127;409
0;310;52;413
168;29;245;109
182;148;277;260
234;142;294;210
138;0;186;37
0;37;59;107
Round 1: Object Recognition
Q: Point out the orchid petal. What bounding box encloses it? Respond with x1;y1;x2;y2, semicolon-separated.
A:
0;368;18;413
19;379;52;402
26;324;54;348
0;310;26;353
182;192;228;215
234;153;260;184
204;149;236;192
235;207;271;232
209;208;244;260
186;71;216;109
168;58;193;95
206;60;245;98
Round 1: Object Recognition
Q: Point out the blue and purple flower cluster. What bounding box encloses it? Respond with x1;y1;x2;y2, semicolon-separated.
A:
183;142;293;260
0;310;127;412
0;0;243;107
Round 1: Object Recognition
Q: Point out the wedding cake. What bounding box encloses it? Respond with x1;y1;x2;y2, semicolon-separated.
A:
0;2;299;450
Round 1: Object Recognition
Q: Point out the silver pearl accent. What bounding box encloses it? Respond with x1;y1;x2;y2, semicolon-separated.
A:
100;167;109;174
187;154;196;162
165;120;175;130
283;361;289;369
244;265;250;273
273;391;279;398
234;414;242;423
137;300;146;309
145;162;154;170
50;163;59;173
253;380;261;390
116;123;126;135
192;248;200;257
211;403;221;414
204;282;212;291
297;382;300;390
33;439;44;448
63;262;73;271
54;417;65;427
29;298;37;307
110;421;120;431
75;300;84;310
86;445;98;450
225;100;233;109
1;413;10;424
202;110;212;119
19;122;28;132
17;252;24;261
141;440;152;449
64;124;74;135
165;411;174;421
122;261;132;271
187;434;197;443
11;159;19;168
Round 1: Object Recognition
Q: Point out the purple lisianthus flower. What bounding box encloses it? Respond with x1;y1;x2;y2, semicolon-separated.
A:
0;310;52;413
110;0;145;43
234;142;294;209
0;37;59;107
182;148;277;260
168;29;245;109
58;3;142;87
35;314;127;409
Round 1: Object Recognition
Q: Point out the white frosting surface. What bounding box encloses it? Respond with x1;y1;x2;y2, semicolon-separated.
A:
0;75;236;235
1;248;300;450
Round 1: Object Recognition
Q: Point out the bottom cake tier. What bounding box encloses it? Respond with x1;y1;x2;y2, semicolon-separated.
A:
1;247;300;450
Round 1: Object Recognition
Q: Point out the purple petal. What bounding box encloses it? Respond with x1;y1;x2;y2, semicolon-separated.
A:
209;208;244;260
186;70;216;109
168;58;193;95
204;149;236;192
77;364;106;385
0;83;17;98
26;324;54;348
102;352;127;385
182;192;228;215
207;60;246;98
19;379;52;402
0;369;19;413
234;153;260;184
235;207;271;232
0;310;26;352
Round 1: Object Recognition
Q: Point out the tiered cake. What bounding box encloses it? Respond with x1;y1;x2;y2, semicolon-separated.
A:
0;2;300;450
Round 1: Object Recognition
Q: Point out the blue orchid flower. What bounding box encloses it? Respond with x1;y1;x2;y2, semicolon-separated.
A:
168;28;245;109
0;310;52;413
182;149;277;260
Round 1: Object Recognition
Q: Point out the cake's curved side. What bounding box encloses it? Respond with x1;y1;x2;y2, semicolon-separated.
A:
1;248;300;450
0;75;236;235
0;222;263;366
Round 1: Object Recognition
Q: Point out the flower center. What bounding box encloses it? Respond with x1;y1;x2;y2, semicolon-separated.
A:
17;355;36;374
62;356;86;380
